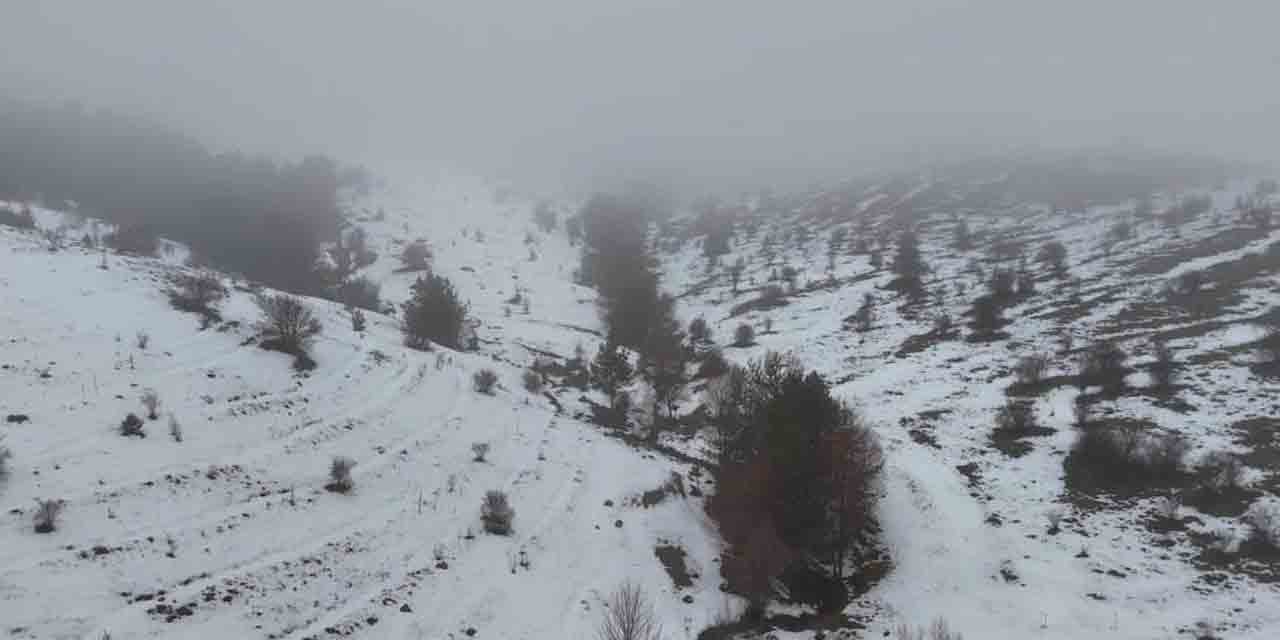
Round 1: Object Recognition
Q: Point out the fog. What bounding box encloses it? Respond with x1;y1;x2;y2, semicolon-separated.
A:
3;0;1279;192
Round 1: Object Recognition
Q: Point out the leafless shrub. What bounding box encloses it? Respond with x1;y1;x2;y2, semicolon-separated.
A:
472;442;490;462
168;414;183;443
326;456;356;494
481;490;514;535
0;438;12;476
135;330;150;350
1155;492;1181;521
994;400;1038;437
1076;341;1127;395
140;389;161;420
1196;450;1244;492
473;369;499;394
597;581;663;640
1246;502;1280;549
167;270;227;317
399;240;432;271
522;368;545;393
1045;508;1064;533
33;498;64;533
1150;339;1176;393
350;306;367;333
119;413;145;438
895;617;964;640
931;312;954;337
1015;354;1051;386
1145;433;1189;478
255;293;322;355
1260;318;1280;364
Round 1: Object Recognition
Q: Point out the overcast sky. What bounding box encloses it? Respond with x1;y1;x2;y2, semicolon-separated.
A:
3;0;1278;191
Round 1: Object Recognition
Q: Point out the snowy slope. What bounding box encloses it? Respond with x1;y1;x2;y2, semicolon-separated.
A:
664;177;1280;639
0;185;730;640
3;167;1279;640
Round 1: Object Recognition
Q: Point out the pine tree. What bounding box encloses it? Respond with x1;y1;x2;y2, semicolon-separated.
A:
592;342;634;409
401;274;468;350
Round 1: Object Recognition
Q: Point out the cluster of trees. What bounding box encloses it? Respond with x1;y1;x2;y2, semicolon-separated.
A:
0;97;367;294
705;352;883;613
574;190;700;440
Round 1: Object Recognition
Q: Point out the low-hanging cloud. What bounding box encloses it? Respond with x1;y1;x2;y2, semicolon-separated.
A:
3;0;1278;193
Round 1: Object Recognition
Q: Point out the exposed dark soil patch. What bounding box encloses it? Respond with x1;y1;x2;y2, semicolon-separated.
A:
895;329;954;358
654;544;695;589
990;424;1055;458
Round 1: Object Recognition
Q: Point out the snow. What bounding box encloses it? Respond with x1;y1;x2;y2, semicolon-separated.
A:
2;169;1279;639
0;182;729;639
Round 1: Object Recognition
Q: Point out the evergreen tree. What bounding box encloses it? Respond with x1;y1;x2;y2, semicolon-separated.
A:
591;342;634;409
401;273;468;350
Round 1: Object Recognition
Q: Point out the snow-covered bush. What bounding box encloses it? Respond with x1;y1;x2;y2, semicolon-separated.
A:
33;498;64;534
1196;450;1244;492
399;240;432;272
688;316;712;346
1076;341;1127;395
0;438;12;476
135;330;150;350
522;368;544;393
473;369;498;395
119;413;145;438
349;306;367;333
994;400;1038;437
1246;503;1280;550
481;490;514;535
472;442;490;462
1014;354;1051;386
167;270;227;318
326;456;356;494
333;276;381;313
140;389;161;420
733;323;756;347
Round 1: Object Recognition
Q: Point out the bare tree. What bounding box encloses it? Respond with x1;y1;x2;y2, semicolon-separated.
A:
597;582;663;640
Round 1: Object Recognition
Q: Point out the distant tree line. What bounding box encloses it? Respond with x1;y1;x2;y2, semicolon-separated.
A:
0;96;370;294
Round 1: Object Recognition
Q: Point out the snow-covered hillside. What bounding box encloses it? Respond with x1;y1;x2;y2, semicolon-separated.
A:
3;166;1279;640
662;176;1280;639
0;182;730;640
